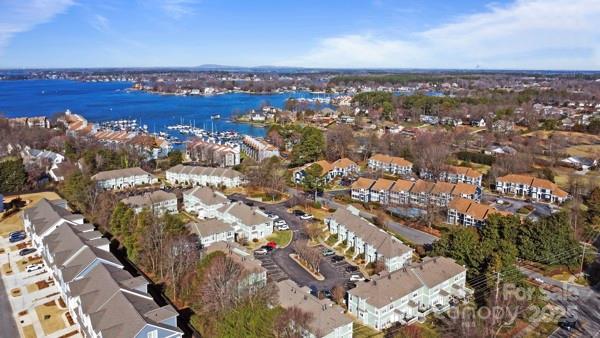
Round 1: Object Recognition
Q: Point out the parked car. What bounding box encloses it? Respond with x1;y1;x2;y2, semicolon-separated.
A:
309;285;319;297
344;282;357;290
322;289;333;299
246;201;254;207
350;274;365;282
322;248;335;257
19;248;37;256
274;220;287;226
26;264;44;273
9;230;25;237
558;315;578;331
267;213;279;220
276;224;290;231
292;209;305;216
299;214;313;220
345;265;359;272
261;245;274;252
9;234;26;243
533;277;544;284
254;248;268;255
265;242;277;249
331;255;344;262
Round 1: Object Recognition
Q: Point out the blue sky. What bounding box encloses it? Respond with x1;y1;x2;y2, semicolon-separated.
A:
0;0;598;69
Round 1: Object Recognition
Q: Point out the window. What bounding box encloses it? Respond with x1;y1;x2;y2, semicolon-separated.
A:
147;330;158;338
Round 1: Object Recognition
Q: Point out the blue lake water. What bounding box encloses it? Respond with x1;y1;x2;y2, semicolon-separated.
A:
0;80;328;137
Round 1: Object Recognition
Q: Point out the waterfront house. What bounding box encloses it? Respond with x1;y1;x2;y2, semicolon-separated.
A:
277;279;353;338
187;139;241;167
92;167;157;190
348;257;469;331
326;206;413;272
186;219;235;248
121;190;177;215
183;186;229;218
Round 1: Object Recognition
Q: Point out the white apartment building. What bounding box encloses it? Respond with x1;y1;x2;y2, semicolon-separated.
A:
166;164;244;188
186;219;235;247
215;202;273;241
187;139;241;167
350;177;376;203
121;190;177;215
495;174;569;204
183;186;229;218
368;154;413;176
348;257;469;331
241;135;280;161
447;198;512;227
326;206;413;272
91;167;157;190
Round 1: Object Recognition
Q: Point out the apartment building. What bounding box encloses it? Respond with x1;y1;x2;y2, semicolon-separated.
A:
166;164;244;188
447;198;512;227
215;201;274;241
368;154;413;176
187;139;241;167
92;167;157;190
186;218;235;247
326;206;413;272
348;257;469;331
121;190;177;215
23;198;183;338
241;135;280;161
293;158;359;184
183;186;229;218
350;178;376;203
277;279;353;338
495;174;569;203
420;165;483;186
358;178;481;207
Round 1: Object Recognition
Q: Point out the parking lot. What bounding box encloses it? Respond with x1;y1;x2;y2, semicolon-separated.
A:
254;254;288;283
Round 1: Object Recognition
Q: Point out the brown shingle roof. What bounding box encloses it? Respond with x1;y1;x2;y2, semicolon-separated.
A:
371;178;395;191
451;183;479;196
410;180;435;194
391;179;414;192
333;157;357;169
351;177;376;190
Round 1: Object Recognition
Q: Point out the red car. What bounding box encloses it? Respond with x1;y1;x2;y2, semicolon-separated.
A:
266;241;277;249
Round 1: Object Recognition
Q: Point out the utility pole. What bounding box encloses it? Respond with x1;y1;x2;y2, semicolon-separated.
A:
580;242;588;275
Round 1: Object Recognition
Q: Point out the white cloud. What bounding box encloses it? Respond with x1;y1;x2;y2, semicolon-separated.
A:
0;0;74;50
161;0;198;19
90;14;110;33
286;0;600;70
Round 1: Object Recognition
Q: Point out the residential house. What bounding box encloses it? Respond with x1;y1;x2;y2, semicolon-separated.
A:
348;257;469;331
326;206;413;272
495;174;569;203
121;190;177;215
186;219;235;248
216;202;273;241
421;165;483;186
92;167;157;190
241;135;280;161
389;179;414;205
166;164;244;188
277;279;353;338
470;118;486;127
409;180;435;206
351;178;376;203
447;198;512;227
183;186;229;218
293;158;359;184
368;154;413;176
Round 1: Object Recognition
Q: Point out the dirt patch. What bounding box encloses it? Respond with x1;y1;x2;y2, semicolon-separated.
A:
35;299;68;335
1;262;13;275
22;324;36;338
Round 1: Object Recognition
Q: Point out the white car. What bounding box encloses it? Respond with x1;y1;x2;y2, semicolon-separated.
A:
277;224;290;231
26;264;44;273
534;277;544;284
274;220;287;226
299;214;313;220
267;213;280;220
350;274;365;282
254;248;268;255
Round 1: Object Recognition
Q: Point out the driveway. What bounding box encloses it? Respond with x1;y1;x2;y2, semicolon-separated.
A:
0;271;19;338
482;192;557;220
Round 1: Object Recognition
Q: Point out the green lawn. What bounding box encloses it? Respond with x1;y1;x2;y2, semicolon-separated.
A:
353;322;383;338
267;230;293;248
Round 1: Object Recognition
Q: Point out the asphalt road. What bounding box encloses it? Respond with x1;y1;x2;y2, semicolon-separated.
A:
482;193;557;221
229;194;352;292
0;256;21;338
